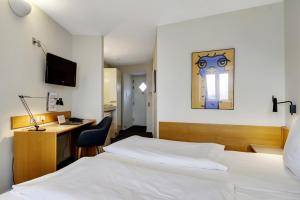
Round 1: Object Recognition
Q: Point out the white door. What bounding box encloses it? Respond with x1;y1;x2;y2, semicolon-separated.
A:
132;75;147;126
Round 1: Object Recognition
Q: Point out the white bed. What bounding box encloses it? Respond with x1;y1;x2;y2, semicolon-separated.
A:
1;137;299;200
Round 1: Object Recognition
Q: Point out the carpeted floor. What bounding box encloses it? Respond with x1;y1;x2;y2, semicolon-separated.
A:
111;126;153;143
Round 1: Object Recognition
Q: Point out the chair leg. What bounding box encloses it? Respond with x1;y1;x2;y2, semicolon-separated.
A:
77;147;82;159
96;146;104;154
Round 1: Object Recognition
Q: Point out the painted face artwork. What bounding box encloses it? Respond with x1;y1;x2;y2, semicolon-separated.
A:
196;54;229;77
192;49;234;110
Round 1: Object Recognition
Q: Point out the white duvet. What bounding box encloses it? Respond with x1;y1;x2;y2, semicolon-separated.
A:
11;153;234;200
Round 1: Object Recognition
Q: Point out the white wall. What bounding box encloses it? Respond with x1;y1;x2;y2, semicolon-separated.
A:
146;64;153;132
285;0;300;127
122;73;133;129
72;36;104;123
116;70;122;130
157;3;285;129
118;63;153;131
0;1;73;193
152;46;158;138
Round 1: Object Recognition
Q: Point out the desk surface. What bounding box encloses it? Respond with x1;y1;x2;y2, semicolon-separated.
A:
14;119;96;135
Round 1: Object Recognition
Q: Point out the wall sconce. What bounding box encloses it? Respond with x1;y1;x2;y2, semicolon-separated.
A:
272;96;296;115
8;0;32;17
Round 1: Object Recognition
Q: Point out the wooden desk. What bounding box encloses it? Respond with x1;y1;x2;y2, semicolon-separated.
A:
250;144;283;155
13;120;95;184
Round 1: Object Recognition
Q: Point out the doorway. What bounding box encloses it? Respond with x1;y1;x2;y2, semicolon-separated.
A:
111;73;152;143
132;75;147;126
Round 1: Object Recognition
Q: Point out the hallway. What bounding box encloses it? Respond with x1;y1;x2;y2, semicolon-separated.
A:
111;126;152;143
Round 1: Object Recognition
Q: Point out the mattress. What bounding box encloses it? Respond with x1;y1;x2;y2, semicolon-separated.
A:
0;151;299;200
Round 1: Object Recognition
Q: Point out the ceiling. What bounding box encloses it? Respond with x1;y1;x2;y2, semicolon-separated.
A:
30;0;281;66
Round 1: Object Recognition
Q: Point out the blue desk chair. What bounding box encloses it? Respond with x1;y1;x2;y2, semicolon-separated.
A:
76;117;112;159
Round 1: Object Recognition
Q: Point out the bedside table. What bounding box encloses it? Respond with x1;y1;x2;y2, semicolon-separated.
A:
250;144;283;155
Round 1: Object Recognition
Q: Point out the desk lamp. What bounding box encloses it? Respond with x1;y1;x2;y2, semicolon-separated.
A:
18;95;46;131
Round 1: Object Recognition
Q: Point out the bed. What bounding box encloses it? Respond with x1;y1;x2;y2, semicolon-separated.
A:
1;136;299;200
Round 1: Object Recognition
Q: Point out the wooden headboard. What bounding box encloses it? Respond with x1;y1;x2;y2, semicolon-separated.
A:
159;122;288;152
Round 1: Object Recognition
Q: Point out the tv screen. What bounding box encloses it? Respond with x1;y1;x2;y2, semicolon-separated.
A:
45;53;77;87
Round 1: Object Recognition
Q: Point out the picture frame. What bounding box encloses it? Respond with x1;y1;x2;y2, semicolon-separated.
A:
191;48;235;110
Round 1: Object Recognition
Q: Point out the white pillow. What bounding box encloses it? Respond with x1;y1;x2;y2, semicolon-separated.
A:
284;117;300;178
104;136;227;171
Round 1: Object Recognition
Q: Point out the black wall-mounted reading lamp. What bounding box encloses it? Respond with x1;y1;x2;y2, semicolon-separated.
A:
272;96;296;115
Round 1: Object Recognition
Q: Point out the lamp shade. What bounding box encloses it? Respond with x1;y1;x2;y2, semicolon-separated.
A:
272;96;278;112
56;98;64;106
8;0;32;17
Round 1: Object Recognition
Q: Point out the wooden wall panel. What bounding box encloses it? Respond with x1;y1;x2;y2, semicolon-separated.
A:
159;122;284;152
281;126;289;148
11;111;71;129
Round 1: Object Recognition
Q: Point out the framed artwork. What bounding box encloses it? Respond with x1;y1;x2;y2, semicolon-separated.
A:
191;48;235;110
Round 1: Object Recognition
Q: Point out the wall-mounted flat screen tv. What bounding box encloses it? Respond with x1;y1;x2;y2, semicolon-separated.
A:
45;53;77;87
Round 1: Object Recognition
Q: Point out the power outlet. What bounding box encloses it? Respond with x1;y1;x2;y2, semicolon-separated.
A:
29;118;35;124
30;116;40;124
40;115;46;122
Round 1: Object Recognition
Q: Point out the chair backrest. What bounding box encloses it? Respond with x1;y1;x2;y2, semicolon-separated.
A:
99;116;112;133
77;117;112;147
96;116;112;145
